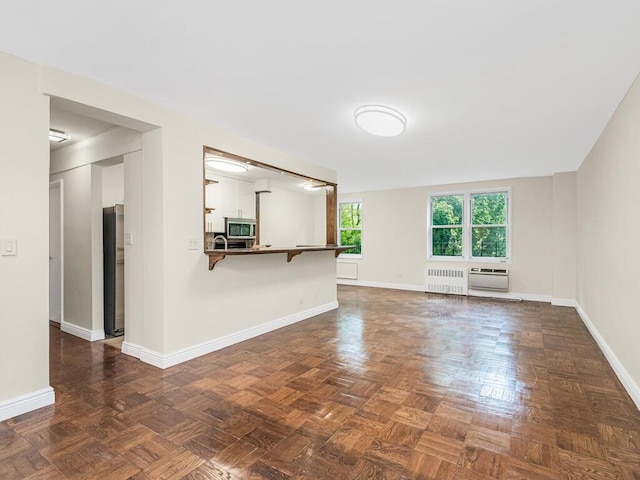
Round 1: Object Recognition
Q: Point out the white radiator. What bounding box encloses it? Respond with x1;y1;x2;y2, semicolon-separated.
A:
468;268;509;292
425;267;467;295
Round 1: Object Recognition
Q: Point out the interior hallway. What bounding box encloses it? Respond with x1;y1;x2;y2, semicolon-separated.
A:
1;286;639;479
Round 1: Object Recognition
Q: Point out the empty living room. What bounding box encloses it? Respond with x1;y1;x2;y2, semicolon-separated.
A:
1;2;639;479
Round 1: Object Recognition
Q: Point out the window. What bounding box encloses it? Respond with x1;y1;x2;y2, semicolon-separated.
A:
471;192;508;258
429;190;509;261
339;201;362;256
431;194;463;257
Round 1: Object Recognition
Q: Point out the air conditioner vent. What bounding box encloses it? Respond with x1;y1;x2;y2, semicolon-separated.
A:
468;267;509;292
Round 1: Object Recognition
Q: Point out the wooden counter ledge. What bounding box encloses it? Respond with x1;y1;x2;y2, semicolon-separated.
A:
205;245;353;270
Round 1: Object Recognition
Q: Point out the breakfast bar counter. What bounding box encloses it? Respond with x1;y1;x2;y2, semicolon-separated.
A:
205;245;352;270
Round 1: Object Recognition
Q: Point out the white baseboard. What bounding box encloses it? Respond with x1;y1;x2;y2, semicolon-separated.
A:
337;279;425;292
551;298;576;307
122;301;339;369
121;341;143;359
468;289;551;303
337;280;554;302
0;387;55;422
576;303;640;411
61;321;105;342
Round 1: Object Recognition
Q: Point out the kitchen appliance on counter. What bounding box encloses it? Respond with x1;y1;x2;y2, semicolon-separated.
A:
103;204;125;337
208;233;254;250
226;217;256;240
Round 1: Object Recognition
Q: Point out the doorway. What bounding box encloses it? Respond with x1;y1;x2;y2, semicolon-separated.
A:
49;180;63;324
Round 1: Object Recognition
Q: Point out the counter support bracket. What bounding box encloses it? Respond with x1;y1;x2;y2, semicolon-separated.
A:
208;254;226;270
287;251;302;262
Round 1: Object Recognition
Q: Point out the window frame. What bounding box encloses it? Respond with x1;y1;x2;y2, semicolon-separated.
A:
427;188;511;262
429;193;465;259
338;199;362;259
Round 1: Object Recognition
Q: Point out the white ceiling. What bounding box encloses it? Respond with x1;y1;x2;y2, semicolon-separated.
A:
50;100;116;151
2;1;640;192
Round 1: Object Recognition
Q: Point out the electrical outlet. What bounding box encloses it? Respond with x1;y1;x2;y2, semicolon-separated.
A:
188;238;200;250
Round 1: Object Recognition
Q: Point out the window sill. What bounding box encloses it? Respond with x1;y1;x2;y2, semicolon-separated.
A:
428;256;509;264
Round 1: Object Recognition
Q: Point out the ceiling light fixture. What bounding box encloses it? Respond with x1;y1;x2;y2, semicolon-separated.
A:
303;183;324;191
49;128;71;143
354;104;406;137
206;156;249;173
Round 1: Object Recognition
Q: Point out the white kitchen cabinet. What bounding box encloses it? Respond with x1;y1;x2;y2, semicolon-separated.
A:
218;178;236;219
204;175;224;233
237;180;256;219
206;175;255;232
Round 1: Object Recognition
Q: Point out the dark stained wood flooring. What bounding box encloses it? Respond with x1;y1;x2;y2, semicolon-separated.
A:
2;285;640;479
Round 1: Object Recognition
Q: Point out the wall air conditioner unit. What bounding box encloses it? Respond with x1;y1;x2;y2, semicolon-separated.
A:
425;268;467;295
468;268;509;292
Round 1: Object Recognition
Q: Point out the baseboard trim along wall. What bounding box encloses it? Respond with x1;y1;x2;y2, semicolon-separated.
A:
551;298;577;307
576;303;640;410
121;341;144;359
122;301;339;369
337;279;425;292
467;289;551;303
337;279;551;302
0;387;55;422
61;321;105;342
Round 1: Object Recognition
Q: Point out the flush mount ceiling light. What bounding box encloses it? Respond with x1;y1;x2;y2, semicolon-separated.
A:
49;128;71;143
205;156;249;173
303;182;325;191
354;104;406;137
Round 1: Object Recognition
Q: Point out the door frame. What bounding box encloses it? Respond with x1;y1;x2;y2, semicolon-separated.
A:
49;179;64;324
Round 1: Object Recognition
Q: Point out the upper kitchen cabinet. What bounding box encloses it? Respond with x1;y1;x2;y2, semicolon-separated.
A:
218;175;255;220
204;174;255;233
235;178;256;220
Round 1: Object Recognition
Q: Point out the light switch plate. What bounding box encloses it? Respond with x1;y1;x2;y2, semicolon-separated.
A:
187;238;200;250
1;238;17;256
124;233;133;245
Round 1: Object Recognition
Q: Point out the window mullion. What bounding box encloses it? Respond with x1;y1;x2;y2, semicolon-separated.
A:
470;223;506;228
464;192;470;260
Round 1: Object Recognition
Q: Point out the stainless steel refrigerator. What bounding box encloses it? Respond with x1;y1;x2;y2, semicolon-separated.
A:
103;204;125;336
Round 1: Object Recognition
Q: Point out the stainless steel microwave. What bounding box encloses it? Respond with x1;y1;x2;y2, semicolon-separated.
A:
225;218;256;239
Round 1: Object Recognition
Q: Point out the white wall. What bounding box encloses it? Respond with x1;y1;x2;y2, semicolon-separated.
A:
124;151;144;348
260;188;323;247
39;58;338;363
50;126;141;174
90;166;104;334
0;52;52;416
102;163;124;207
49;165;103;336
155;120;337;357
338;176;555;298
577;73;640;404
552;172;576;304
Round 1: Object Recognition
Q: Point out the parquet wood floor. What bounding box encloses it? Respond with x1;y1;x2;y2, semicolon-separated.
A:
2;286;640;479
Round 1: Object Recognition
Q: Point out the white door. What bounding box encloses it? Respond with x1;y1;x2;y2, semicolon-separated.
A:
49;182;62;323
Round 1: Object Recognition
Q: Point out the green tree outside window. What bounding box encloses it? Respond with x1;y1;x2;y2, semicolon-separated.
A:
339;202;361;255
430;191;509;260
431;195;463;256
471;192;507;258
